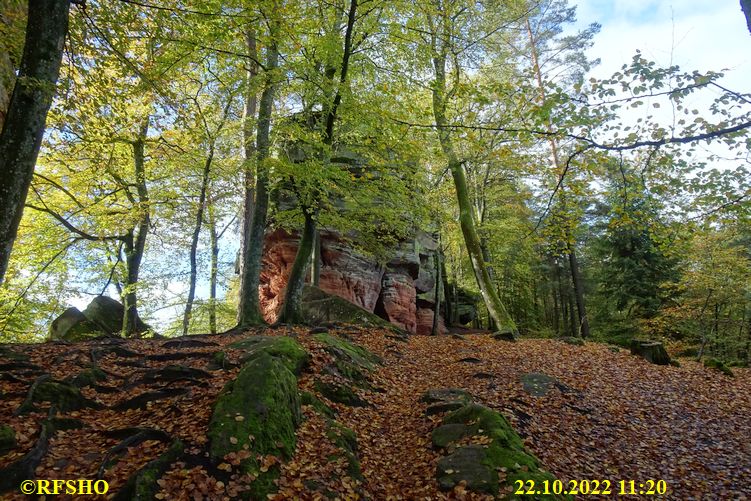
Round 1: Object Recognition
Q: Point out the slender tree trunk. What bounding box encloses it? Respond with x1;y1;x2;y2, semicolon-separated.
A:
239;26;258;276
0;0;71;285
280;0;358;322
182;148;214;334
742;0;751;34
431;251;442;335
278;209;316;324
568;245;590;337
311;229;321;286
526;17;590;338
441;254;452;326
552;273;560;334
429;17;516;333
123;119;150;336
237;33;279;328
208;198;219;335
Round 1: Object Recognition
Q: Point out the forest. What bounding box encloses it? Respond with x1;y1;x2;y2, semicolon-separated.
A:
1;0;751;499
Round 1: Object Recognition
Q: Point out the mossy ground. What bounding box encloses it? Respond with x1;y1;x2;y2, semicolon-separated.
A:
209;337;306;500
435;404;567;499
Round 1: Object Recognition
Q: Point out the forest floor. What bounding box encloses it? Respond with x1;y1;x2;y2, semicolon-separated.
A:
1;325;750;500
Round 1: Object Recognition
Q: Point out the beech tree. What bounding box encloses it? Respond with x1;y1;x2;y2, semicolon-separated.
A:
0;0;73;285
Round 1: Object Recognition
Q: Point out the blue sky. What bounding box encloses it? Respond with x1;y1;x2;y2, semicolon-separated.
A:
572;0;750;87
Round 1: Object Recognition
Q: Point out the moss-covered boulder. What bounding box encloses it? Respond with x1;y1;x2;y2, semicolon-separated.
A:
492;328;517;342
300;391;336;418
113;440;184;501
0;424;16;455
66;366;107;388
208;350;301;499
83;295;149;335
19;379;102;414
325;420;362;480
629;339;671;365
49;307;105;342
0;346;29;361
314;380;370;407
313;332;380;384
704;358;734;377
434;404;564;498
230;336;309;375
421;388;472;405
302;285;404;333
521;373;560;397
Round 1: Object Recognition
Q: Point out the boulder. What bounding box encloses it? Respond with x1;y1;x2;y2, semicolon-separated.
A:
421;388;472;405
521;372;559;397
299;286;398;331
83;295;149;335
0;424;16;455
560;336;585;346
436;445;498;493
49;296;150;341
230;336;309;375
434;404;564;497
208;349;301;499
629;339;671;365
492;328;517;342
704;358;734;377
49;307;104;342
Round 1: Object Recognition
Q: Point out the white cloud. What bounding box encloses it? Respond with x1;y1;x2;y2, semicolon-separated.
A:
574;0;750;86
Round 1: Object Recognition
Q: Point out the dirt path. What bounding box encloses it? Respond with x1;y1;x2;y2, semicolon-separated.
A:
279;330;751;500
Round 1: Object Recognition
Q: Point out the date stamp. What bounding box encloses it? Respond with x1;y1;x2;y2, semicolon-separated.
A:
514;479;668;496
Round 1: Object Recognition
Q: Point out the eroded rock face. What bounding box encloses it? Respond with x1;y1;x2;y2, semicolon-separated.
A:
259;228;447;334
377;273;417;333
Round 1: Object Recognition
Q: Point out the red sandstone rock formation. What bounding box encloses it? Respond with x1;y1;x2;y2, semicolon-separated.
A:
259;228;446;335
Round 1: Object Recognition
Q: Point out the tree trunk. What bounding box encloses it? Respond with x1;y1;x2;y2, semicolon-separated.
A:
280;0;358;323
311;228;321;286
526;17;590;338
237;34;278;328
122;119;150;337
208;198;219;335
277;209;316;324
0;0;71;285
431;251;442;335
429;20;516;333
568;245;590;337
239;26;258;277
742;0;751;34
441;255;452;326
182;149;214;335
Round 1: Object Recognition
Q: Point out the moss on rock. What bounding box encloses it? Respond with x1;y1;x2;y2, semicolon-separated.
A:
208;350;301;499
113;440;184;501
704;358;734;377
314;380;370;407
66;366;107;388
435;404;566;499
230;336;309;375
0;424;16;455
560;336;585;346
20;380;101;414
301;391;336;418
325;420;362;480
313;333;380;370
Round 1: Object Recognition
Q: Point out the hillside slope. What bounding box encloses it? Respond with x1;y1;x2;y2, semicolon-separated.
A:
1;327;749;499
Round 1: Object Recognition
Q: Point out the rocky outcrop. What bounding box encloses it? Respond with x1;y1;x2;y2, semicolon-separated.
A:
260;229;447;334
49;296;150;341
